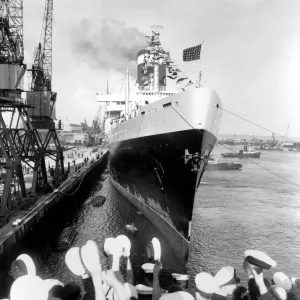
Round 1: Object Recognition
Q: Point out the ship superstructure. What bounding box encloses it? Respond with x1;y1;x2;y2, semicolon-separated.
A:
98;27;222;267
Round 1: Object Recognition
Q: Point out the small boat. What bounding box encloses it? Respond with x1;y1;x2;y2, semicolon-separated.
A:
91;195;106;207
92;182;103;191
206;161;243;170
288;148;299;152
57;227;77;251
221;146;261;158
125;223;138;233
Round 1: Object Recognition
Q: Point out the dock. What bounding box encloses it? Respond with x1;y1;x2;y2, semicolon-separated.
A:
0;149;109;289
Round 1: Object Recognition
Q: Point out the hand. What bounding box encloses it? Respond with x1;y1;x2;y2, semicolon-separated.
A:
153;261;162;278
252;269;267;295
101;270;124;288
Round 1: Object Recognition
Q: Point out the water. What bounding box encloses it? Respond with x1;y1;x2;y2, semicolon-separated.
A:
37;146;300;291
188;146;300;288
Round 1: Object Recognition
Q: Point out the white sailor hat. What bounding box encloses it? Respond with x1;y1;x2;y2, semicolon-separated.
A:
273;272;292;291
160;291;195;300
271;286;287;300
103;237;116;256
135;284;153;295
142;263;155;274
214;266;240;287
195;272;218;296
244;250;277;270
172;273;190;281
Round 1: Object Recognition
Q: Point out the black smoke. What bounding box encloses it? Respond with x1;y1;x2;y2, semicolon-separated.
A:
71;18;146;72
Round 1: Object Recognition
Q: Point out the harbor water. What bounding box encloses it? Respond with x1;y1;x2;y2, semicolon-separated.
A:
35;145;300;289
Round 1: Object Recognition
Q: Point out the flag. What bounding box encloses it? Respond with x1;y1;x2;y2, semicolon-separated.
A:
183;44;201;61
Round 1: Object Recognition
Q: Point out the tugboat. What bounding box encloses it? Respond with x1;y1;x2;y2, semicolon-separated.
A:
99;26;222;264
221;146;261;158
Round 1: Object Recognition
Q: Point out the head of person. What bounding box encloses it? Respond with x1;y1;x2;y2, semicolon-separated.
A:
269;286;287;300
195;272;218;300
64;282;81;300
9;260;28;281
48;285;68;300
233;286;248;300
142;263;154;287
172;273;190;290
158;269;174;291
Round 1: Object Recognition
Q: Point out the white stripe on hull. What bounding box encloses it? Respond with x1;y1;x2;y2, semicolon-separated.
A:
107;88;222;144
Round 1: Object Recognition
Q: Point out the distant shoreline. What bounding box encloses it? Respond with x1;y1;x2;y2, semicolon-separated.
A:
218;134;300;142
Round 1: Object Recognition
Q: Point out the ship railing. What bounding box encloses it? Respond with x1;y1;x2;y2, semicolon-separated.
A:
138;86;179;92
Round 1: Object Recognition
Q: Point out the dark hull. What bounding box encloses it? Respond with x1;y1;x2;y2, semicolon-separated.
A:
110;128;216;262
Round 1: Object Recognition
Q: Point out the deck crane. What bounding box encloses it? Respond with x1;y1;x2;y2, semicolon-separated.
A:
27;0;64;185
0;0;49;226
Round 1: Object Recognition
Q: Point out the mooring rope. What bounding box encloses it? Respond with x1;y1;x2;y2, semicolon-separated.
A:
170;105;300;189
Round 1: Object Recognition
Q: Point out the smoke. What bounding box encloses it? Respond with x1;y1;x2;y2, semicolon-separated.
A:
71;18;146;72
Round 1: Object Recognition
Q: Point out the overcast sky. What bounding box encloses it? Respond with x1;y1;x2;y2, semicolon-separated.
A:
24;0;300;137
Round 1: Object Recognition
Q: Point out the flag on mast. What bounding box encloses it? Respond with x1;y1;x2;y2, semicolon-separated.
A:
183;44;202;61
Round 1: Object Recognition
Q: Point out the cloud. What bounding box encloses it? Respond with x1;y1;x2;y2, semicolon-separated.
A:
70;18;146;72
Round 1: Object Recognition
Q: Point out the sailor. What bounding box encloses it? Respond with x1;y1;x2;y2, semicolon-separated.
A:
134;263;155;298
195;272;218;300
243;249;277;278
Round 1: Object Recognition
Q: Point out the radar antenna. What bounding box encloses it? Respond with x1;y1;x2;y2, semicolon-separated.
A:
151;24;164;33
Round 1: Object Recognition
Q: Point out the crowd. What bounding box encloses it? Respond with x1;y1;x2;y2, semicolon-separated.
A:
3;235;300;300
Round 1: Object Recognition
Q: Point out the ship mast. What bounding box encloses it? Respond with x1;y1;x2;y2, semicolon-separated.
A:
125;68;130;115
199;42;203;87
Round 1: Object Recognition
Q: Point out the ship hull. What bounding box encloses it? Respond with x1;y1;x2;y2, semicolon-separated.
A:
107;88;222;266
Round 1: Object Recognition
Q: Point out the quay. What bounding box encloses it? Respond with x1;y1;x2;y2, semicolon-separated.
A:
0;149;109;291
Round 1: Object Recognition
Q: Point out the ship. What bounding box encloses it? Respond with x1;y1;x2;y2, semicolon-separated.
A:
98;26;222;264
221;146;261;158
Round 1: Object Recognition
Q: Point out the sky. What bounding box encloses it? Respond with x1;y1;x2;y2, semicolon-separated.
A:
23;0;300;138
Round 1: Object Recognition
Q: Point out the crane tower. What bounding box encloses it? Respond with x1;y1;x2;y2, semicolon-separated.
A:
0;0;49;227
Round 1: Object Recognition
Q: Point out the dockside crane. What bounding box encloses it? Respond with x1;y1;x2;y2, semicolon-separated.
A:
27;0;64;184
0;0;49;226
